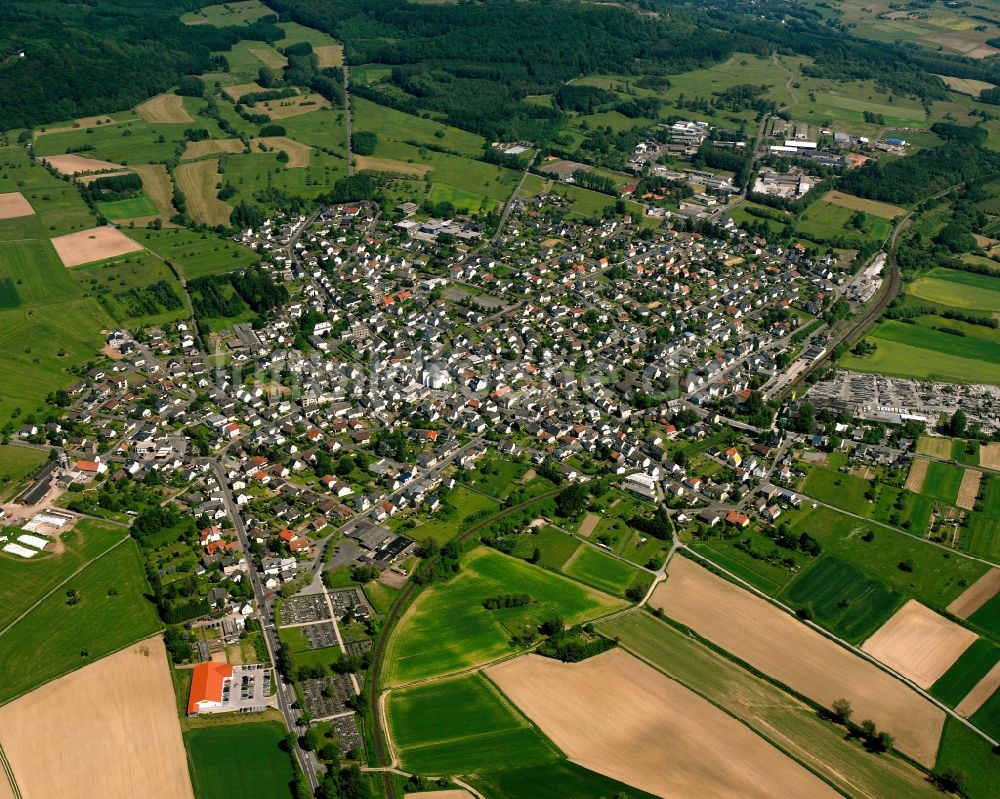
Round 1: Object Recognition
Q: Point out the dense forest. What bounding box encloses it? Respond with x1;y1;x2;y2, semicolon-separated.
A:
0;0;282;128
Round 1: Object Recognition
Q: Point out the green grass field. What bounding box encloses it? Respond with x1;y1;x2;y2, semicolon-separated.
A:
0;539;161;704
841;335;1000;384
125;227;258;279
907;271;1000;313
96;196;157;219
921;460;966;505
969;593;1000;639
388;672;558;774
867;320;1000;369
185;722;295;799
789;505;988;610
935;716;1000;799
0;443;46;499
798;201;891;244
385;548;625;685
930;638;1000;707
182;1;272;26
70;251;188;326
353;96;485;157
510;525;581;570
0;518;128;630
561;545;649;599
780;556;904;642
964;513;1000;561
34;118;191;165
970;686;1000;741
598;612;945;799
472;761;662;799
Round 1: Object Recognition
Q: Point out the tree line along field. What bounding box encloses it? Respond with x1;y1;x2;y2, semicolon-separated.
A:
384;547;626;686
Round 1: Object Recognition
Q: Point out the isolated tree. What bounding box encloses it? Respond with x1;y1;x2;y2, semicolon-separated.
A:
934;767;968;793
831;698;853;724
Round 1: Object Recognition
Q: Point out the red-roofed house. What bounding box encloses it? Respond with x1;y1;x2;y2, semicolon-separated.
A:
187;662;234;715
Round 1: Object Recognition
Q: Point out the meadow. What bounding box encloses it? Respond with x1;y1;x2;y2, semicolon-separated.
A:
560;545;650;599
510;525;581;570
70;251;188;327
920;460;966;505
969;594;1000;639
841;336;999;384
472;761;662;799
597;611;945;799
125;227;258;279
184;722;295;799
0;539;161;704
779;555;904;642
797;201;891;245
0;518;127;630
907;268;1000;312
384;548;625;685
181;0;272;27
387;673;558;774
935;716;1000;799
96;196;157;220
0;443;46;498
929;638;1000;707
970;688;1000;740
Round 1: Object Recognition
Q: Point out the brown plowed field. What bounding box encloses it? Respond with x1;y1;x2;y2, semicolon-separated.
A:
650;556;945;765
487;650;841;799
0;637;193;799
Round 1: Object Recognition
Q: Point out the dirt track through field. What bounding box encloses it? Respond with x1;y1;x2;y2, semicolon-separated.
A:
136;94;193;124
862;600;976;689
947;568;1000;618
40;154;124;176
980;443;1000;470
127;164;177;223
50;226;144;267
488;650;840;799
955;661;1000;717
651;557;945;765
0;193;34;220
0;637;193;799
174;159;232;228
956;469;982;510
904;458;929;493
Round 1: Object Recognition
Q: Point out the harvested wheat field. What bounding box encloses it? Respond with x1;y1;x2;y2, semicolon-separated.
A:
253;136;311;167
821;191;905;220
948;568;1000;618
315;44;345;68
41;154;124;176
956;661;1000;717
223;81;266;100
937;75;996;95
252;93;331;119
137;93;193;124
175;159;231;227
862;600;976;689
956;469;982;510
0;192;34;220
980;443;1000;470
354;156;431;177
50;226;144;267
651;556;945;765
0;637;193;799
905;458;929;493
488;650;840;799
129;164;177;222
182;138;247;160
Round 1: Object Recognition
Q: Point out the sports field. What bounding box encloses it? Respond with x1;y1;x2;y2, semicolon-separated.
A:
185;722;294;799
0;539;161;704
385;548;625;686
388;672;558;775
779;555;903;642
0;637;192;799
651;556;945;765
488;650;841;799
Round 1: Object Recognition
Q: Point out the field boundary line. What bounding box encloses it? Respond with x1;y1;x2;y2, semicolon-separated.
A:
678;547;998;748
0;533;131;638
605;634;853;799
0;741;22;799
0;630;164;710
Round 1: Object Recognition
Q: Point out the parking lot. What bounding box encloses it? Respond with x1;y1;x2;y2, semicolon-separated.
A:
279;594;330;625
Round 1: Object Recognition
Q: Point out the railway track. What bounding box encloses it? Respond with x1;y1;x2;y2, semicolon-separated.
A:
365;487;563;799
